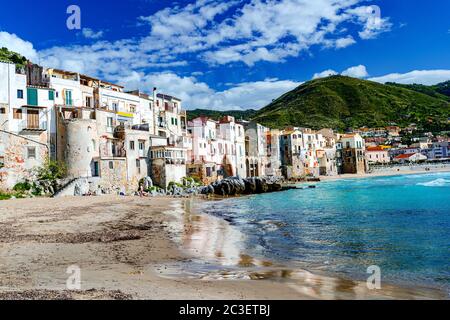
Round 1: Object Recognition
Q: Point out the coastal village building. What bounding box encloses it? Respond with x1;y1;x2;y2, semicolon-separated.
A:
366;146;390;164
187;116;245;184
421;141;450;160
242;121;270;178
393;153;427;163
280;128;306;179
318;129;338;176
340;133;367;174
265;129;282;177
4;59;448;195
0;61;52;189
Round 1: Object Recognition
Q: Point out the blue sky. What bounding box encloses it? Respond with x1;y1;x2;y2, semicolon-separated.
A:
1;0;449;110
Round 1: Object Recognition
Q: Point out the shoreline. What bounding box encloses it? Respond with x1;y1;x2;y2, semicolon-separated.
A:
319;166;450;181
0;195;309;300
0;194;447;300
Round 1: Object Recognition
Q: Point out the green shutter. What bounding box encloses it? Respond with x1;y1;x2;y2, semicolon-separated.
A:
65;90;73;106
27;88;38;106
48;90;54;101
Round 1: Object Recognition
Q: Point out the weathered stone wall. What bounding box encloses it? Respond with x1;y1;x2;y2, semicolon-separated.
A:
151;159;186;188
0;131;48;190
187;163;218;185
64;119;99;178
98;159;127;192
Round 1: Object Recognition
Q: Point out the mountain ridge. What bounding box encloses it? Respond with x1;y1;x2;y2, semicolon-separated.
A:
189;76;450;132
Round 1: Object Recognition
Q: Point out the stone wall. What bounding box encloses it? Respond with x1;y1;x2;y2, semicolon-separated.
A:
151;159;186;188
62;119;99;178
0;131;48;190
98;159;127;192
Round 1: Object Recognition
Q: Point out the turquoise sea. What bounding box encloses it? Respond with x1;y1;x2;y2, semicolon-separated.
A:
199;172;450;293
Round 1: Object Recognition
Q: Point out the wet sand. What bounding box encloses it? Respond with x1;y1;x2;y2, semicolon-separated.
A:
0;196;445;300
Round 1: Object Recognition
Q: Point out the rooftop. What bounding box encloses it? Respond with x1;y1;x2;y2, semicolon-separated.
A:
394;153;417;159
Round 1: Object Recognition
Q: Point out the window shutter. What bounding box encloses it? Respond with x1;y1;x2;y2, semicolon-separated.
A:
27;88;38;106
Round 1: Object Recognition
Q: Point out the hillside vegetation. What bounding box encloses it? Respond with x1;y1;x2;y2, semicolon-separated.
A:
189;76;450;132
0;47;28;69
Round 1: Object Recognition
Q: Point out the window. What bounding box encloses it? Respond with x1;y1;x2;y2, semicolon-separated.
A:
112;102;118;112
86;96;92;108
13;108;22;119
136;159;140;168
107;117;113;128
130;141;135;150
109;161;114;169
55;91;59;98
65;90;73;106
17;89;24;99
139;141;145;150
48;90;55;101
0;108;5;114
27;147;36;159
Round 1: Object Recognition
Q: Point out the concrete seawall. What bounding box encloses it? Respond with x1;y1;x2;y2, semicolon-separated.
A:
368;163;450;175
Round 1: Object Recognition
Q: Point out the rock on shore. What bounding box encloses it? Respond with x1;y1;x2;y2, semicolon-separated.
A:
200;176;284;196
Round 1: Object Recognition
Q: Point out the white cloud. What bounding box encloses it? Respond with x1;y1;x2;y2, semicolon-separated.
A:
313;69;338;79
313;65;368;79
334;36;356;49
0;31;38;62
341;64;369;78
369;70;450;85
119;72;302;110
81;28;104;40
347;5;392;40
1;0;393;84
208;78;303;110
137;0;392;66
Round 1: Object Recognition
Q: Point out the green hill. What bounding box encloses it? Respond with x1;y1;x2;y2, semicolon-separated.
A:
251;76;450;131
187;77;450;132
0;47;28;69
386;82;450;101
434;80;450;97
187;108;258;122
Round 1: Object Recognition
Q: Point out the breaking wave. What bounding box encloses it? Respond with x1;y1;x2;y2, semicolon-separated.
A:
417;179;450;187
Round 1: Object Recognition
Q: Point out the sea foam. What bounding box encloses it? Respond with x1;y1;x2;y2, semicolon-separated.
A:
417;178;450;187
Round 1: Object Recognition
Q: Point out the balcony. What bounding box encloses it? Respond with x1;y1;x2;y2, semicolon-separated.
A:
100;143;126;158
19;120;47;133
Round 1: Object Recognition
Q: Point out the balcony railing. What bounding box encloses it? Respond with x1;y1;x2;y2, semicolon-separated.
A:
19;120;47;132
99;143;126;158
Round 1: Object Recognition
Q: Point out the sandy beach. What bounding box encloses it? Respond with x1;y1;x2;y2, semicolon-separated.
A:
0;195;445;300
